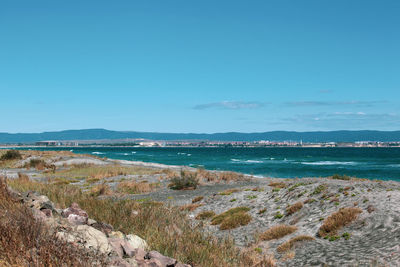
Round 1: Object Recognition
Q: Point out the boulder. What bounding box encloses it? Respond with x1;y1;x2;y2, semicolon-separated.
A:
126;234;148;250
56;225;112;254
109;237;139;258
92;221;114;235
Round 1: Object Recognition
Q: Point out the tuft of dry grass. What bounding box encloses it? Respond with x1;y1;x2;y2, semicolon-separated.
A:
211;207;251;225
196;168;247;183
89;183;113;197
0;177;106;266
318;207;362;237
219;212;252;230
211;207;252;230
277;235;315;253
219;171;245;182
17;172;30;182
286;202;303;215
219;188;240;195
196;211;216;220
268;181;287;189
192;196;204;203
259;225;298;241
179;203;203;212
117;180;159;194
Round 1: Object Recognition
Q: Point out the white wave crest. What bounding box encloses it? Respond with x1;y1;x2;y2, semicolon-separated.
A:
301;161;357;166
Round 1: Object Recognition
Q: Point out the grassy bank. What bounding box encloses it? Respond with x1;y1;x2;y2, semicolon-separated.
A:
6;175;273;267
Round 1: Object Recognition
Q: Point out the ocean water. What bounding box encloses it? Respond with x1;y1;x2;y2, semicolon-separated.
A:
16;147;400;181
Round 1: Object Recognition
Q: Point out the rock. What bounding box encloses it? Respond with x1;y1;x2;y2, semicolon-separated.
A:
56;225;112;254
109;237;137;258
126;234;148;250
109;238;125;258
92;221;114;235
145;251;176;266
67;214;88;225
61;202;88;224
109;231;125;239
88;218;97;225
110;256;137;267
133;248;147;261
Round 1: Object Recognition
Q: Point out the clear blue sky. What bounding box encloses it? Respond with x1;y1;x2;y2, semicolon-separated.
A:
1;0;399;133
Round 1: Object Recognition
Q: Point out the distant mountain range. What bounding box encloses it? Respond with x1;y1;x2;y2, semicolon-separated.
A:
1;129;400;144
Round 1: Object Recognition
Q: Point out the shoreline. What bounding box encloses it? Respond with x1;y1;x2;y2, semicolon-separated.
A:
2;147;400;182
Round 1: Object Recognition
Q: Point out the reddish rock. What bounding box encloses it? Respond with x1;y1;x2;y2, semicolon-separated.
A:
61;202;88;224
145;251;177;266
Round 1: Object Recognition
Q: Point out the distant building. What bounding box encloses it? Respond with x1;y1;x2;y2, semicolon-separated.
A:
35;140;78;146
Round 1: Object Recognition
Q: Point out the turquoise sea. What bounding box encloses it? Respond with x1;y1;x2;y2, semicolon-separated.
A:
16;147;400;181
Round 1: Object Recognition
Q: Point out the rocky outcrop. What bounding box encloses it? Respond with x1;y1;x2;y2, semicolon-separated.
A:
20;191;190;267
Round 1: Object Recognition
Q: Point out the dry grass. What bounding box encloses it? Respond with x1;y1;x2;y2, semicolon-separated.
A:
89;183;113;197
192;196;204;203
219;212;252;230
0;177;105;266
117;180;159;194
196;168;247;183
7;176;259;267
286;202;303;215
179;203;203;212
268;181;287;189
219;188;240;195
318;207;362;237
277;235;315;253
49;165;157;180
211;207;252;230
259;225;298;241
196;211;216;220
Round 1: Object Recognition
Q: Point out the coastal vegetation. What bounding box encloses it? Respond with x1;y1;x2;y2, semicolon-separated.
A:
259;225;297;241
5;175;263;267
318;207;362;237
168;170;199;190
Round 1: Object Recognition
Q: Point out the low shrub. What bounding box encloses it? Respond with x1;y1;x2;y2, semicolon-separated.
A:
259;225;297;241
318;207;362;237
0;150;22;160
27;158;47;170
168;170;199;190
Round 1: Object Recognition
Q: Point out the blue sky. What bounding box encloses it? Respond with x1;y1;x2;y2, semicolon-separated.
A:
1;0;399;133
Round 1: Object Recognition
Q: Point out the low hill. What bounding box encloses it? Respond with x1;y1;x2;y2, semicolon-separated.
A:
1;129;400;143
